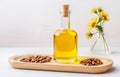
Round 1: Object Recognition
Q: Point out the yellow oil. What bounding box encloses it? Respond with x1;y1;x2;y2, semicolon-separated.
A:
54;29;78;63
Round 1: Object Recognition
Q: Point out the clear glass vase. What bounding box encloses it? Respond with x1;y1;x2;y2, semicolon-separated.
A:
91;32;111;54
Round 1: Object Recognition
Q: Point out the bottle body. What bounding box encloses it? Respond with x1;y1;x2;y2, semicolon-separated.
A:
53;4;78;63
91;32;111;54
54;29;77;63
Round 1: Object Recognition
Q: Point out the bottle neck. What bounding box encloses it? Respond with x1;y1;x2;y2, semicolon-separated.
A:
60;10;71;29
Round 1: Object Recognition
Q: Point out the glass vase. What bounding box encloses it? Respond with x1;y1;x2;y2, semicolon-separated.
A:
91;32;111;54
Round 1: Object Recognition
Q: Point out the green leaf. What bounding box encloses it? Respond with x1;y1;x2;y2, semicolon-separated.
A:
98;17;102;23
96;25;103;33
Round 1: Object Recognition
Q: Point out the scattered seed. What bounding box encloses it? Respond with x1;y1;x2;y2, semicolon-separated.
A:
80;58;103;66
20;55;52;63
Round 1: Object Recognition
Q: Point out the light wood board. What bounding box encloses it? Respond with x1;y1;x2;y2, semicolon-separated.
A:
9;54;113;73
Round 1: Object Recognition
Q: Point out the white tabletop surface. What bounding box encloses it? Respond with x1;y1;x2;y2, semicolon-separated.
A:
0;47;120;77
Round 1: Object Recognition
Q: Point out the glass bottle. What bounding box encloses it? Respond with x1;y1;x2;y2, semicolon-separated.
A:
91;30;111;54
53;4;78;63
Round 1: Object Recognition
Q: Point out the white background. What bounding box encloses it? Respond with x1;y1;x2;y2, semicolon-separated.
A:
0;0;120;47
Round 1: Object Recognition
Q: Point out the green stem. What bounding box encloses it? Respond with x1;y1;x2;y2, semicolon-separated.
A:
101;34;109;54
91;34;100;53
91;39;97;53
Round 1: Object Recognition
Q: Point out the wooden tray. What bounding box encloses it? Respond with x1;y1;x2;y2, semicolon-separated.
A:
9;54;113;73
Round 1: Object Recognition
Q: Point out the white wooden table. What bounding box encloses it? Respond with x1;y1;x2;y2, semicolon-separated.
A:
0;47;120;77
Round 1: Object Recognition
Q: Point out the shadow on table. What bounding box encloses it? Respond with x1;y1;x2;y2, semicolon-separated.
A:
104;67;116;74
111;50;120;54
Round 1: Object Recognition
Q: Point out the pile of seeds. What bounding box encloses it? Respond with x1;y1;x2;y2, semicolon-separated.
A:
80;58;103;66
20;55;52;63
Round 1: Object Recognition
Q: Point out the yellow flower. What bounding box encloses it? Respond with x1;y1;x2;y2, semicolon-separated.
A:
88;18;98;30
98;6;103;12
100;12;109;21
91;8;97;13
86;32;93;39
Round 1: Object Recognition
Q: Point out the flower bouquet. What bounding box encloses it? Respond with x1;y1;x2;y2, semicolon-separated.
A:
86;7;111;54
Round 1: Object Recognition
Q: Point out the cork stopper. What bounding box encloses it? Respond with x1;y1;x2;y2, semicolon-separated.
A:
62;4;69;17
63;5;69;10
